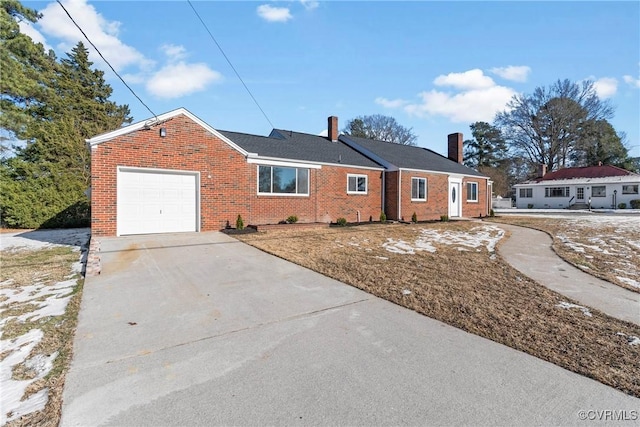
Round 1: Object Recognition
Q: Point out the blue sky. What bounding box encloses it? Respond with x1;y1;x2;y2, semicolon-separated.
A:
20;0;640;157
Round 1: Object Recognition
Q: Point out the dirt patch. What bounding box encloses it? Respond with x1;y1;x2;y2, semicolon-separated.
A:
236;222;640;398
485;215;640;293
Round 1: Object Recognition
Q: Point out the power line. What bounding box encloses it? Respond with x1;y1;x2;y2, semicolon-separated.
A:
187;0;275;129
56;0;158;122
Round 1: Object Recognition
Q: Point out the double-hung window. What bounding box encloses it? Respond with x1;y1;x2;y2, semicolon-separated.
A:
519;188;533;198
347;174;368;194
258;165;309;195
622;184;638;195
544;187;570;197
411;177;427;201
466;182;478;202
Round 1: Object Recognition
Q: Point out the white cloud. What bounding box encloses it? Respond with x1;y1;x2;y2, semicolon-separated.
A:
379;69;516;123
375;97;408;109
161;44;187;62
18;21;50;50
404;85;516;123
592;77;618;99
490;65;531;82
300;0;319;10
433;69;495;90
146;63;222;99
38;0;151;71
257;4;293;22
623;75;640;88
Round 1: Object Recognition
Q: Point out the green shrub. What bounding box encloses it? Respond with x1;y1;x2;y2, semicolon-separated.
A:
380;211;387;222
527;204;534;209
236;214;244;230
489;209;495;217
618;203;627;209
286;215;298;224
411;212;417;223
440;214;449;222
631;199;640;209
336;217;347;226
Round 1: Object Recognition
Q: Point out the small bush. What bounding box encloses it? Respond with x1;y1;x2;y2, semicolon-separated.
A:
380;211;387;222
440;214;449;222
411;212;417;223
489;209;495;217
236;214;244;230
618;203;627;209
527;204;534;209
336;217;347;226
286;215;298;224
631;199;640;209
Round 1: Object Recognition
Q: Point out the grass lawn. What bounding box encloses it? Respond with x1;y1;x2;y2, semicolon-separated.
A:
236;221;640;398
1;232;87;427
485;215;640;293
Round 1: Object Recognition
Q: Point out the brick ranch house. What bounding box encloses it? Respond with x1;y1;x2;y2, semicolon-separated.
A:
87;108;490;236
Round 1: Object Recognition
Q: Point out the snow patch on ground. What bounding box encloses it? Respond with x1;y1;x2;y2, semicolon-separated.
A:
616;277;640;289
556;301;593;317
617;332;640;346
383;225;505;255
0;228;89;424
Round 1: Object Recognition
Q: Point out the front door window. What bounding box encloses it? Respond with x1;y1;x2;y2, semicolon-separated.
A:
577;187;584;201
452;186;456;203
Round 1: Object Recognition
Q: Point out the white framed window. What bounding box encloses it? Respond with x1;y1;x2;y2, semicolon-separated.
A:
622;184;638;194
592;186;606;197
466;182;478;202
258;165;309;195
411;177;427;201
544;187;570;197
519;188;533;198
347;174;368;194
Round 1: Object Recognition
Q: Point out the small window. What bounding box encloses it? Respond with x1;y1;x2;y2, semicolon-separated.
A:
592;186;606;197
544;187;570;197
466;182;478;202
411;177;427;201
258;165;309;195
519;188;533;198
622;184;638;195
347;174;368;194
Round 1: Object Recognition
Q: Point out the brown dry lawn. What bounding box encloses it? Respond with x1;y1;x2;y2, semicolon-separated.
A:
236;221;640;398
1;247;83;427
485;215;640;293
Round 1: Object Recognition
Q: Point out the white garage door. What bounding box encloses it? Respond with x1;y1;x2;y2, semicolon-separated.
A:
117;168;198;236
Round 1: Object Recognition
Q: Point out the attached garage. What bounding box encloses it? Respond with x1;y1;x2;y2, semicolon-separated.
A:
117;167;199;236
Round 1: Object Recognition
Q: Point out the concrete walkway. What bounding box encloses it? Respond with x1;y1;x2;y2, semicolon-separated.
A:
61;231;639;426
496;223;640;326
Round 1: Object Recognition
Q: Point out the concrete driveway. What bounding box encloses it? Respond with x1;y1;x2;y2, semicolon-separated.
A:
61;232;638;426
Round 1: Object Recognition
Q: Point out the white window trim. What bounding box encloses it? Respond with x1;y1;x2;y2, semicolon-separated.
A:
591;185;606;198
411;177;427;201
466;181;479;202
622;184;639;195
347;174;368;194
257;165;310;197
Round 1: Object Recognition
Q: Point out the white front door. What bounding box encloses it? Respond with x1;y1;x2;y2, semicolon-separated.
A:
117;168;198;236
449;181;461;218
577;187;585;202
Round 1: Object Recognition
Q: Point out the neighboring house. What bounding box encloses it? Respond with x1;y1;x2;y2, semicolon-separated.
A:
340;133;491;220
87;108;489;236
513;164;640;209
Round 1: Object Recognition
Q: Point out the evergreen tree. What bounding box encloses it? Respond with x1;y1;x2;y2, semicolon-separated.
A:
1;2;132;228
463;122;506;168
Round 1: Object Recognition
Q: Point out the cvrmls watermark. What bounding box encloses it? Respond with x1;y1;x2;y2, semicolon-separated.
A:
578;410;638;421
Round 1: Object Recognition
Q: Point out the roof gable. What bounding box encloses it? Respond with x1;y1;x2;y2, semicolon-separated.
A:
340;135;485;177
86;108;249;155
540;165;638;181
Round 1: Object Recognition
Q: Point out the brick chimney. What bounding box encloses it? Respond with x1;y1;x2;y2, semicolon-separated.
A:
447;133;463;164
328;116;338;142
538;164;547;178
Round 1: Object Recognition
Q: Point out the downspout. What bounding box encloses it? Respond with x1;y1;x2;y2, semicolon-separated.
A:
398;170;402;221
381;171;386;218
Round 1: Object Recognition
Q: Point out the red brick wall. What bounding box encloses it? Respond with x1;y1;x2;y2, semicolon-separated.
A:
397;170;449;221
91;114;383;236
462;177;489;218
384;171;399;220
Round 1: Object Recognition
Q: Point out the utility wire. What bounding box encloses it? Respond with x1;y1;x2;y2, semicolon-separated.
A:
56;0;158;122
187;0;275;129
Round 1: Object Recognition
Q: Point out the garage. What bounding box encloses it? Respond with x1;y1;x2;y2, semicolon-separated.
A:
117;168;199;236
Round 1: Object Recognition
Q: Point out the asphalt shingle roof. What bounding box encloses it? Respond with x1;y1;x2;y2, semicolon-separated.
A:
539;165;638;181
341;135;485;177
218;129;382;169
